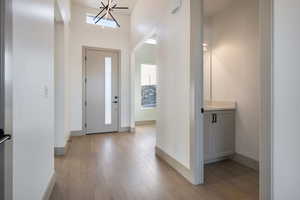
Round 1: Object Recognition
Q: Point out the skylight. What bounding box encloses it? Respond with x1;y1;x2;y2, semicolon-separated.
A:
86;14;118;28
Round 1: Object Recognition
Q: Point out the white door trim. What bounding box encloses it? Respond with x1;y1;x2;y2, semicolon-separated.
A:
193;0;274;197
259;0;273;199
82;46;121;135
190;0;204;185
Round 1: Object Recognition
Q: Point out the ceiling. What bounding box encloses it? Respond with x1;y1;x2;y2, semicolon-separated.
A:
72;0;233;16
204;0;234;16
72;0;138;13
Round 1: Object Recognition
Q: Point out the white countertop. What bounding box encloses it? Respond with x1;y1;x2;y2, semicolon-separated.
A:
204;101;236;112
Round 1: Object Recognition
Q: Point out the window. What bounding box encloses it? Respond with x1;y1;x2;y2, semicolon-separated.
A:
105;57;112;125
86;14;117;28
141;64;157;108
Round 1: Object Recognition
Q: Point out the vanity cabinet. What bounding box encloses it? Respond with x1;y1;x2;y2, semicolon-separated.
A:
204;110;235;163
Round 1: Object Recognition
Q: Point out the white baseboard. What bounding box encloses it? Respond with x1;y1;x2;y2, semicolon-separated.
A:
130;127;135;133
205;156;232;164
42;173;56;200
70;130;84;137
119;127;130;132
155;146;194;184
54;142;70;156
135;120;156;126
232;153;259;171
54;135;71;156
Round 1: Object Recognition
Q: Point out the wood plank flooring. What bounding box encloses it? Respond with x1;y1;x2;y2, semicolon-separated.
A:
50;125;259;200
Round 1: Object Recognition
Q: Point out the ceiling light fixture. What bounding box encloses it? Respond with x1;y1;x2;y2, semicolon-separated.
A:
94;0;129;27
145;39;157;45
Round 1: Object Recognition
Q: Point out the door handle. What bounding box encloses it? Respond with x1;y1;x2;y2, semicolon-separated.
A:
0;129;11;145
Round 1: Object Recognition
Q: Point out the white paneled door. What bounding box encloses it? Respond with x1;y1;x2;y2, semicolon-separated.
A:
85;49;119;134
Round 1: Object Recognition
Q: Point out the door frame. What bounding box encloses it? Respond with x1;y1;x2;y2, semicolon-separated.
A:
129;29;157;132
195;0;274;198
259;0;273;199
1;0;13;199
82;46;121;134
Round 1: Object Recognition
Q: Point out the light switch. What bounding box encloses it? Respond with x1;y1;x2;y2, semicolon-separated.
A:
44;85;49;98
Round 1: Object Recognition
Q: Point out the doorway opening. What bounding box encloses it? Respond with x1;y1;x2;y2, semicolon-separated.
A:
130;33;158;141
82;47;121;134
202;0;260;198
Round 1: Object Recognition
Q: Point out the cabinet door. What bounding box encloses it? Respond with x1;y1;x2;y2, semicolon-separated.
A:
213;112;235;157
204;113;214;161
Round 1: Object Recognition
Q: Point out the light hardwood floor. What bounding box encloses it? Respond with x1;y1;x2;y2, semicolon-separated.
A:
50;125;259;200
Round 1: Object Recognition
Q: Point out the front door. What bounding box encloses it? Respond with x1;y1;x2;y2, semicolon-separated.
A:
84;49;119;134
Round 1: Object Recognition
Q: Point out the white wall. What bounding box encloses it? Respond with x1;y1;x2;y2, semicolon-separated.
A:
54;20;70;148
69;3;131;131
131;0;191;168
273;0;300;199
135;43;157;122
203;20;212;101
204;0;260;161
54;0;71;148
12;0;56;199
130;0;166;48
57;0;71;22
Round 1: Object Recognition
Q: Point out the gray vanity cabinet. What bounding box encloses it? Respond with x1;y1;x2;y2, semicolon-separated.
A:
204;110;235;163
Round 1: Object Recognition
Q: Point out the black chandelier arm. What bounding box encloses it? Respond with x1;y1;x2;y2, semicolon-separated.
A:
94;9;106;20
94;1;128;27
113;7;129;9
99;6;128;10
108;11;120;27
95;12;107;24
94;4;108;20
111;4;117;10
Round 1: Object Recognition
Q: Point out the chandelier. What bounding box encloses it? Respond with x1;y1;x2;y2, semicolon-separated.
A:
94;0;129;27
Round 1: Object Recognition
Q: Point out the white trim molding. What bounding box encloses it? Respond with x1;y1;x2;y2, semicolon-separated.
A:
155;146;194;183
259;0;273;199
135;120;156;126
190;0;204;185
42;173;56;200
70;130;84;137
119;127;130;132
232;153;259;171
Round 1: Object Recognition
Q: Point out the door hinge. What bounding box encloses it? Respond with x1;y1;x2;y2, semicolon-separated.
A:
85;77;87;83
85;56;87;61
85;101;87;106
85;123;87;128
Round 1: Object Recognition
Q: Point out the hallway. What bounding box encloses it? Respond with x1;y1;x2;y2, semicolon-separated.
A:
50;125;259;200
